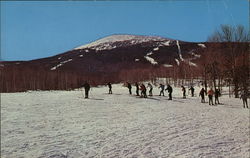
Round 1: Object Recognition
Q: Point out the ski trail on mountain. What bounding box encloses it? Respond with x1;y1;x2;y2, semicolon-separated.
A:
176;40;184;61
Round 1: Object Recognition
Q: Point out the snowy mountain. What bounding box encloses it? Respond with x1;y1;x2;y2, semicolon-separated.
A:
1;34;212;92
1;34;205;71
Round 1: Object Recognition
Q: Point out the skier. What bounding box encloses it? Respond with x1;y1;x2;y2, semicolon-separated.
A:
214;89;221;104
240;90;248;108
147;83;153;96
107;82;112;94
199;88;206;103
207;88;214;105
140;84;147;98
135;82;140;96
181;86;186;99
82;81;90;99
159;84;165;96
189;86;195;97
165;84;173;100
127;82;132;95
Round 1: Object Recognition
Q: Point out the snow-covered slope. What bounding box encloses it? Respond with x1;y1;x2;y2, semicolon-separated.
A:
1;85;249;157
74;34;171;50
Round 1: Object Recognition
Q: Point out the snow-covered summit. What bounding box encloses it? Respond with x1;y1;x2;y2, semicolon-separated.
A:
74;34;171;50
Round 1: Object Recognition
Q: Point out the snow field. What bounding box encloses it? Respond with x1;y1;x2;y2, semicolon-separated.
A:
1;84;250;158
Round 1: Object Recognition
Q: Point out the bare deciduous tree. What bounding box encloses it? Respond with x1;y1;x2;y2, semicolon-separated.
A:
208;24;250;42
207;24;250;98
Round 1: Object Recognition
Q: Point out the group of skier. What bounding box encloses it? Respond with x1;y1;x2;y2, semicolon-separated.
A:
130;82;150;98
125;82;222;105
81;81;248;108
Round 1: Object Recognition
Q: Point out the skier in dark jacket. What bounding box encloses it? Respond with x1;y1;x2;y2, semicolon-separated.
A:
140;84;147;98
159;84;165;96
83;81;90;99
135;82;140;96
181;86;186;98
189;86;195;97
199;88;206;103
127;82;132;95
147;83;153;96
240;90;248;108
165;84;173;100
107;82;112;94
214;89;221;104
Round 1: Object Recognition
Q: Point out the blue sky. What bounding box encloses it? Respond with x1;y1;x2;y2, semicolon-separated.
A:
1;0;248;61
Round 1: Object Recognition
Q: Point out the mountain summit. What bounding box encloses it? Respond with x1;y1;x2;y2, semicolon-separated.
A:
74;34;173;50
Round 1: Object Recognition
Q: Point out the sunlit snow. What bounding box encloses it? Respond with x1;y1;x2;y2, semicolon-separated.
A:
1;84;249;157
175;58;180;65
162;40;170;46
163;64;173;68
74;35;168;50
146;52;153;56
153;47;159;51
191;52;201;58
198;43;206;48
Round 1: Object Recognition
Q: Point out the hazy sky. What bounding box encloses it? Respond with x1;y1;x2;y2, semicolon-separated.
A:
1;0;248;61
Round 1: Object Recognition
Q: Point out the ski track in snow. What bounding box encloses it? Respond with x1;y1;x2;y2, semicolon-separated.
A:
51;59;73;70
188;61;198;67
175;59;180;66
144;56;158;65
1;85;250;158
176;40;184;61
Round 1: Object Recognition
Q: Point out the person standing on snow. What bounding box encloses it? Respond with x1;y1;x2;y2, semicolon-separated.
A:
135;82;140;96
199;88;206;103
181;86;186;99
107;82;112;94
165;84;173;100
140;84;147;98
159;84;165;96
207;88;214;105
240;90;249;108
214;89;221;104
189;86;195;97
82;81;90;99
147;83;153;96
127;82;132;95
